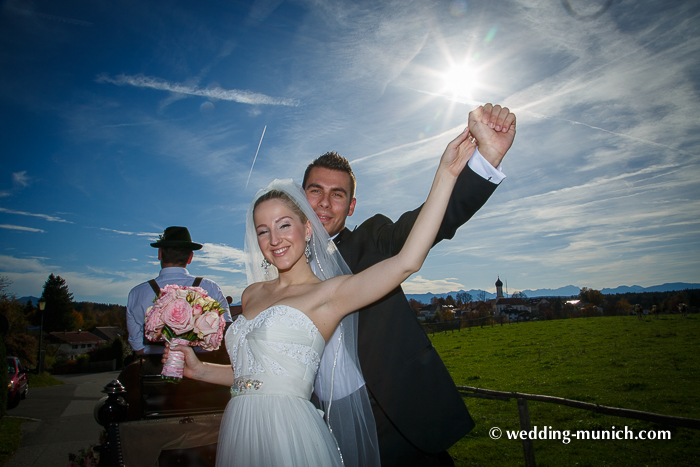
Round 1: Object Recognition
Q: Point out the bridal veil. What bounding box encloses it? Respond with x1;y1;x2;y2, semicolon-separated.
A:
244;179;380;467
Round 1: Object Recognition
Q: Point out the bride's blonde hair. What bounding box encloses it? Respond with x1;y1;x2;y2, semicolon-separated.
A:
253;190;308;224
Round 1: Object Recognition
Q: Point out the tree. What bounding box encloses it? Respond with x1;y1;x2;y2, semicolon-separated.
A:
477;291;487;302
456;292;472;306
408;299;424;315
663;291;688;314
0;275;13;302
0;336;7;418
616;298;633;316
100;305;127;329
40;274;77;332
78;302;98;330
580;287;604;306
437;309;454;321
511;291;528;299
4;333;37;366
581;303;601;318
476;302;491;318
0;275;38;365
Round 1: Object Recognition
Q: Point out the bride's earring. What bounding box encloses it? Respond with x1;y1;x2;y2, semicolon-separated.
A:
305;237;311;263
261;258;271;275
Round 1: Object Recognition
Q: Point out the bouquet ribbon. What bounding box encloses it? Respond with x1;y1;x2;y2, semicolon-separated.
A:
162;338;191;379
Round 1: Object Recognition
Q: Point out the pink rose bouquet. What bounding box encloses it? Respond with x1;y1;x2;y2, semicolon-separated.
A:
145;284;227;381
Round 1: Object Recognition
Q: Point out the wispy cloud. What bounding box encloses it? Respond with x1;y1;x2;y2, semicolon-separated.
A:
100;228;160;237
0;254;51;273
0;207;71;223
96;74;300;107
0;253;245;305
86;266;138;279
7;2;93;27
0;224;45;233
194;243;247;273
12;171;30;188
402;275;465;294
0;171;32;198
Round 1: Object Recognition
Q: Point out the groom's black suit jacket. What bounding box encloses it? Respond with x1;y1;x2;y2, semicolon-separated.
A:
333;165;498;454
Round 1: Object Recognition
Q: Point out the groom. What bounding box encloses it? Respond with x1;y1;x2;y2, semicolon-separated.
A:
303;104;516;466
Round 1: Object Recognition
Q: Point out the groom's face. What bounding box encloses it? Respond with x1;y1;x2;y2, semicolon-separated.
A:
304;167;356;237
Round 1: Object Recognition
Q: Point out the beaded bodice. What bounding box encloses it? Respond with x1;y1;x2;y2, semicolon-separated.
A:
225;305;325;398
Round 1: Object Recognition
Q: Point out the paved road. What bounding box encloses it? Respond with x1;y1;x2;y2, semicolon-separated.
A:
4;371;121;467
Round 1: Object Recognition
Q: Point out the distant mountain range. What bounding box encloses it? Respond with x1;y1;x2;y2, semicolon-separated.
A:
404;282;700;304
16;296;40;305
16;282;700;307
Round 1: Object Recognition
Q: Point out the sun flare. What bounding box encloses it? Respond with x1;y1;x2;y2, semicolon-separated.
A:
441;63;479;101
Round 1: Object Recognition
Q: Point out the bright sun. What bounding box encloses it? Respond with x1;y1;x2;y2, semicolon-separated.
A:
441;63;479;101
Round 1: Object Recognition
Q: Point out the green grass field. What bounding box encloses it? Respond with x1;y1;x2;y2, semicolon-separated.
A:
430;314;700;466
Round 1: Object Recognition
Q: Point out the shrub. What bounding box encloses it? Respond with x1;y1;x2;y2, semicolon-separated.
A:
3;333;37;367
0;336;7;419
87;337;124;368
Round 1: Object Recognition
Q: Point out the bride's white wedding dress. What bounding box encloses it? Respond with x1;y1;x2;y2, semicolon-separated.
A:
216;305;344;467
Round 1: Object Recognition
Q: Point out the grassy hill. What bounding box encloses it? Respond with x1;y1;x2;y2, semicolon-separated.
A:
429;314;699;466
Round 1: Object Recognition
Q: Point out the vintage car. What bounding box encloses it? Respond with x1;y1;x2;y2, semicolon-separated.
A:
7;356;29;409
96;345;232;466
95;308;242;466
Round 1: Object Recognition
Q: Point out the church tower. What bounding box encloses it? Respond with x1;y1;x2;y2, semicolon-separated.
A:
496;277;504;299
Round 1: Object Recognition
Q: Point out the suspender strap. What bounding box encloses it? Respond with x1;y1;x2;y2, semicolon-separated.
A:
143;276;203;348
148;279;161;297
148;277;202;296
144;279;162;348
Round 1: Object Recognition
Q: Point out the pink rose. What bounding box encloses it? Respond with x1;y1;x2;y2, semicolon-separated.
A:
199;314;224;351
193;304;203;316
195;311;220;337
144;305;165;341
161;298;195;335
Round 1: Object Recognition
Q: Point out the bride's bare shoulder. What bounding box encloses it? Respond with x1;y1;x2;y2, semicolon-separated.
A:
241;282;266;307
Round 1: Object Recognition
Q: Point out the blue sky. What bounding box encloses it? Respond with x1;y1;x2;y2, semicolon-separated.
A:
1;0;698;305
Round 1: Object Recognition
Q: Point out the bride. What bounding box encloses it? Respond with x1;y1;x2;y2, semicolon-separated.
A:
166;122;478;466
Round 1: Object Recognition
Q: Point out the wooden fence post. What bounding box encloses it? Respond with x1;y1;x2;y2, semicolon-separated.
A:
517;398;537;467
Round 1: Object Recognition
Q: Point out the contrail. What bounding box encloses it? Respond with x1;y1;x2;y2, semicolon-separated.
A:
524;111;696;157
246;125;267;189
410;88;482;108
412;88;695;158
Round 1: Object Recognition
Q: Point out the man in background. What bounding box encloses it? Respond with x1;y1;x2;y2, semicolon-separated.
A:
126;226;231;355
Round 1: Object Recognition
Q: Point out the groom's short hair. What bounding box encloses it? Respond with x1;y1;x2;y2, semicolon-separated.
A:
303;152;357;197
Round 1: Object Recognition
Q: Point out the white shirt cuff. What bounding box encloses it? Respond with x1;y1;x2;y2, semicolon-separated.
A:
468;148;506;184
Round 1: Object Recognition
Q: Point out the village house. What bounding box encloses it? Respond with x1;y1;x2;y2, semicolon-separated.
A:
49;330;105;360
417;304;437;321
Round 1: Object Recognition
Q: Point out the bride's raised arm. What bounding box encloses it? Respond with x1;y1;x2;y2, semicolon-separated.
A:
318;124;477;325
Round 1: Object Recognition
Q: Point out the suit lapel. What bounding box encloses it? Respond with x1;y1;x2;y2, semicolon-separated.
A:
333;227;351;248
